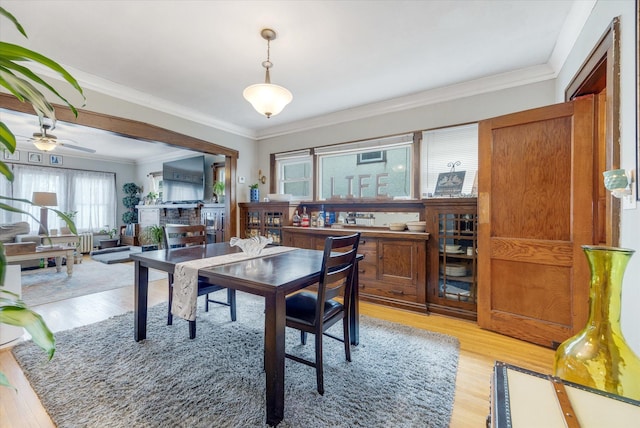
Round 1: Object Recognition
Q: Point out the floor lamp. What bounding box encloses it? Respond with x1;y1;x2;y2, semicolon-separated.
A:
32;192;58;235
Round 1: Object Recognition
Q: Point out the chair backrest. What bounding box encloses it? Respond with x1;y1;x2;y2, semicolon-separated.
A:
316;233;361;320
163;224;207;249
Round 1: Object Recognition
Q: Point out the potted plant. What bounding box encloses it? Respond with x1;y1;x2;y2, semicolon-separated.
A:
59;210;77;234
249;183;259;202
0;6;84;389
122;182;141;225
141;225;164;250
145;191;158;205
97;227;119;249
213;181;225;204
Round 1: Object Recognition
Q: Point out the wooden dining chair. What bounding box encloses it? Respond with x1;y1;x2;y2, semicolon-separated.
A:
163;224;237;339
284;232;360;395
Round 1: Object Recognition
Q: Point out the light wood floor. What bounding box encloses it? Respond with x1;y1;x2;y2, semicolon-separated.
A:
0;264;554;427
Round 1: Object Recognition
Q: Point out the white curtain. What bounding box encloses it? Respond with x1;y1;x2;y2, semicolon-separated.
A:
1;164;116;233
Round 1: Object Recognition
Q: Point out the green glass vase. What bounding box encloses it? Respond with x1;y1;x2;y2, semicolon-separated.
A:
553;245;640;400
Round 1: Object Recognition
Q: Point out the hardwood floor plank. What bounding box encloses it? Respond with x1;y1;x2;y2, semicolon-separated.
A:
1;263;554;427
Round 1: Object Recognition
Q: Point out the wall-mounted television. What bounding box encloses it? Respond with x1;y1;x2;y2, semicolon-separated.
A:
162;155;205;203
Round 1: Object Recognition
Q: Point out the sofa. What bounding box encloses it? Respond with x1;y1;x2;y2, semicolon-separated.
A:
1;221;44;268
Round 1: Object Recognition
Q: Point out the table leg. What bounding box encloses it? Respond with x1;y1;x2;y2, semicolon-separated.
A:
349;261;360;345
54;256;62;272
134;261;149;342
263;292;286;426
66;251;73;277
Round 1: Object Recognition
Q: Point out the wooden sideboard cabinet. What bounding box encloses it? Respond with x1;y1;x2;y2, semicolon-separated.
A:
239;202;296;245
425;198;478;320
283;227;428;313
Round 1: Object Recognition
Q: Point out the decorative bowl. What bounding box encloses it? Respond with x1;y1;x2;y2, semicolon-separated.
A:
406;221;426;232
389;222;406;231
230;236;272;256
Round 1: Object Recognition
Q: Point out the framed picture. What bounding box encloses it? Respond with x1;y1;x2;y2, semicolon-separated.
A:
3;150;19;161
50;154;63;165
434;170;466;197
28;152;42;163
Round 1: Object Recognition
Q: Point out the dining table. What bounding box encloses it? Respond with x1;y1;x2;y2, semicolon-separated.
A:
131;242;360;426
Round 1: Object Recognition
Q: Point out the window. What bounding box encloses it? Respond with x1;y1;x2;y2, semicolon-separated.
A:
275;150;312;200
316;134;413;200
1;164;117;232
421;124;478;197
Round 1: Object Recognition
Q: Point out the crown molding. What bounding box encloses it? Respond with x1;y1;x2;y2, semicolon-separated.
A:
255;64;557;140
548;0;596;72
29;64;258;140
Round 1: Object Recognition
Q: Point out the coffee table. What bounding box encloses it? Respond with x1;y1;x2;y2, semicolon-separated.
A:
6;246;75;277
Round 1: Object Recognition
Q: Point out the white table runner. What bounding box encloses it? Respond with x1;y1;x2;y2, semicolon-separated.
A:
171;245;297;321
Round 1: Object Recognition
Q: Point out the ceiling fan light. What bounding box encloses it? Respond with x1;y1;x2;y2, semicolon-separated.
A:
33;139;57;152
243;83;293;118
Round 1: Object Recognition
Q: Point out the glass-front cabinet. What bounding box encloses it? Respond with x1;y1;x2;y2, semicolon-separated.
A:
425;198;477;320
239;202;295;245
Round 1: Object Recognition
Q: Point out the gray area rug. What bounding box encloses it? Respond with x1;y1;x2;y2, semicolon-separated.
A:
13;292;460;427
21;259;166;306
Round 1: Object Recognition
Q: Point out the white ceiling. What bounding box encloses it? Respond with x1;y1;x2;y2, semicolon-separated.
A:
0;0;594;162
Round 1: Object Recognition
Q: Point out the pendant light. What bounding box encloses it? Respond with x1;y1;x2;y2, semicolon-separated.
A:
243;28;293;118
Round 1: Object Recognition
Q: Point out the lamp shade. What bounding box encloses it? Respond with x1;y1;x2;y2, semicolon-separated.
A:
32;192;58;206
243;83;293;118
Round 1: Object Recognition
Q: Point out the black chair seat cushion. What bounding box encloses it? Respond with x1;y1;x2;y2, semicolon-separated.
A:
197;278;225;295
286;291;343;325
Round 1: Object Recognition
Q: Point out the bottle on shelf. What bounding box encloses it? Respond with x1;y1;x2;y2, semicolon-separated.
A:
292;209;301;227
317;206;325;227
301;206;310;227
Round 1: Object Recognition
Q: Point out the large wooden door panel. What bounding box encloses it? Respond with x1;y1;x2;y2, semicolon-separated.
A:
478;96;595;347
490;260;572;326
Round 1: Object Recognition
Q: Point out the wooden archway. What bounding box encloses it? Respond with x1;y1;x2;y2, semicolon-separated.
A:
0;92;239;239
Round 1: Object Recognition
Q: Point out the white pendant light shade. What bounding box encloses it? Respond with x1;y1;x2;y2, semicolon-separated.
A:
243;83;293;118
244;28;292;118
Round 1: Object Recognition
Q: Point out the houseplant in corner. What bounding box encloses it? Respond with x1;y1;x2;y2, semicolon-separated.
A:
122;182;141;225
0;6;85;388
213;180;225;203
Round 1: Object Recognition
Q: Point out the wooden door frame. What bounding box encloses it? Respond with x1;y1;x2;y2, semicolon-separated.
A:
0;93;239;238
564;17;620;246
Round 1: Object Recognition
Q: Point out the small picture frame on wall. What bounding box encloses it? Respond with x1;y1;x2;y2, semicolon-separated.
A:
3;150;19;161
50;154;63;165
28;152;42;163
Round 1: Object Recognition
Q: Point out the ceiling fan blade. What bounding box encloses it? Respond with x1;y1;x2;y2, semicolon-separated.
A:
60;143;96;153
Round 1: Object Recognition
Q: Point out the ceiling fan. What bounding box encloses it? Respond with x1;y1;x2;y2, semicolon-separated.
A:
19;124;96;153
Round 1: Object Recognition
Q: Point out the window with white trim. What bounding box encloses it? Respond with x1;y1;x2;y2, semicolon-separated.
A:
1;163;117;232
275;150;312;200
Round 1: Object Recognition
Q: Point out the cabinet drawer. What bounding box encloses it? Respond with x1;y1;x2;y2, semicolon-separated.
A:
357;260;377;282
359;279;418;301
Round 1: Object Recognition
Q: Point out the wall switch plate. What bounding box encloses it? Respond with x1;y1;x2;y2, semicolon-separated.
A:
621;169;636;210
238;176;245;184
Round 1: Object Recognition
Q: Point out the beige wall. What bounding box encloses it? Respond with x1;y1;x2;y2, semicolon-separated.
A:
555;0;639;354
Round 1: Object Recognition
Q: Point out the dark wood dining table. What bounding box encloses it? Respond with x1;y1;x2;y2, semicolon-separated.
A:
131;243;360;427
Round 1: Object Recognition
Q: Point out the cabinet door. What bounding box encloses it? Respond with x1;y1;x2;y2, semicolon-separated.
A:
478;96;595;347
378;239;418;285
